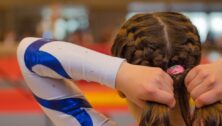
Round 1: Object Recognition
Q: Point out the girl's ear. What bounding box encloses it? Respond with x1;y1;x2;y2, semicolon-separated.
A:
126;99;143;122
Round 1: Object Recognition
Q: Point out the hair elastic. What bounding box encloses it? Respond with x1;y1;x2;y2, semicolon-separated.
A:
167;65;185;75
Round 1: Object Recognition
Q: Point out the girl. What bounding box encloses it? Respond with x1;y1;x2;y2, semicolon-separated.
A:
17;37;173;125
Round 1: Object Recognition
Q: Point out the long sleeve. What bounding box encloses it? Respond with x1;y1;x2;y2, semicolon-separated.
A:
18;37;124;88
17;37;123;126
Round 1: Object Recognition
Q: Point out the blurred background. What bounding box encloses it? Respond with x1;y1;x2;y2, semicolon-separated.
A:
0;0;222;126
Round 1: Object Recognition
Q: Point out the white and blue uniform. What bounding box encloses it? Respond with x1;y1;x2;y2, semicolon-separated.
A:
17;37;125;126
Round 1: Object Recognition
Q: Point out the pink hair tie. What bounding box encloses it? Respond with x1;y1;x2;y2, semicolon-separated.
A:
167;65;185;75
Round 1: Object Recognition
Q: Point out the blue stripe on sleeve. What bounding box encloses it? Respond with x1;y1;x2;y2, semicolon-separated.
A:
34;94;93;126
24;39;71;79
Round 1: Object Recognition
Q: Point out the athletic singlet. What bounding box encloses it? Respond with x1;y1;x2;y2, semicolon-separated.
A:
17;37;125;126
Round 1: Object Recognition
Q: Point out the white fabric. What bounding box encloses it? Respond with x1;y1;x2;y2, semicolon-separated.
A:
17;37;124;126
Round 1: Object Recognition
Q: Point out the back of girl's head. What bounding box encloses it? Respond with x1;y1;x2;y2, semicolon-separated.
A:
112;12;202;126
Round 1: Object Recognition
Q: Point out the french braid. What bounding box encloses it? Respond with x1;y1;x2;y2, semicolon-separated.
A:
112;12;203;126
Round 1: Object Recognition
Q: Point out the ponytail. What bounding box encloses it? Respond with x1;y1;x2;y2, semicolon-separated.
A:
192;102;222;126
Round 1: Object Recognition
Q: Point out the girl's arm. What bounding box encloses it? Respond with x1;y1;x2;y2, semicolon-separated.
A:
17;37;122;126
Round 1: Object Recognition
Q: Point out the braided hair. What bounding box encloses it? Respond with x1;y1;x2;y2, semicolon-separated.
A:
112;12;202;126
